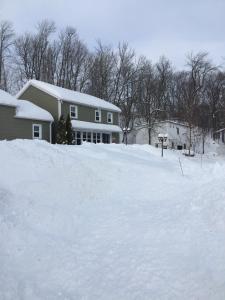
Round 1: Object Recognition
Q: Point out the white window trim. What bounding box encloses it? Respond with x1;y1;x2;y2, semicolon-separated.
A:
32;124;42;140
70;105;78;119
95;109;101;122
107;112;113;124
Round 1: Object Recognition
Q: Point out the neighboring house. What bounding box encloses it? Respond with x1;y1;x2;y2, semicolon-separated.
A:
17;80;122;144
127;120;191;150
0;89;53;142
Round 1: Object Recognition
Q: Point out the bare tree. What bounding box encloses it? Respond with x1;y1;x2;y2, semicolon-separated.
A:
0;21;14;90
56;26;89;91
135;58;167;144
87;41;116;99
175;52;215;154
14;20;55;83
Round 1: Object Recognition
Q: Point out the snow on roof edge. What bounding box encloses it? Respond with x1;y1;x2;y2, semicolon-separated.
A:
16;99;54;122
71;120;122;133
0;89;18;107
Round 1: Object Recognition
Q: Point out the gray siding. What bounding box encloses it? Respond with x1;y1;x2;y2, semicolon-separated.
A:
61;101;119;125
0;105;51;142
18;85;59;120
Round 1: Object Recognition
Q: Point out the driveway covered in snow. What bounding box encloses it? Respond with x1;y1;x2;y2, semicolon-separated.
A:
0;140;225;299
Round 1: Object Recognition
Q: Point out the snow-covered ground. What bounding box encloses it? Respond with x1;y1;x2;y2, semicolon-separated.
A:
0;140;225;300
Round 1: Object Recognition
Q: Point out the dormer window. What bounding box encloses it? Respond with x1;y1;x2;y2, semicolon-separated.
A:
107;112;113;124
95;109;101;122
70;105;78;119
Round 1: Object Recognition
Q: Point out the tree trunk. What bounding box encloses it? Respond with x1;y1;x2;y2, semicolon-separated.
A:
202;135;205;154
148;127;151;145
189;126;192;156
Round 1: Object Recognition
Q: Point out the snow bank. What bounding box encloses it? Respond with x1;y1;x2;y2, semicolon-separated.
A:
0;140;225;299
17;79;121;112
16;99;54;122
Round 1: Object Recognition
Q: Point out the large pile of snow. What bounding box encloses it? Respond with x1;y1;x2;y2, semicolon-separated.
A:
16;99;54;122
0;140;225;299
17;79;121;112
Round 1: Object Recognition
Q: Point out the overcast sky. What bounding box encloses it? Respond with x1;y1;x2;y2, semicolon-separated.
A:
0;0;224;69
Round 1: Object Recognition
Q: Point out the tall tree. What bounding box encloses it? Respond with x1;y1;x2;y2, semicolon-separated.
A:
56;115;67;144
178;52;215;154
0;21;14;90
14;20;55;83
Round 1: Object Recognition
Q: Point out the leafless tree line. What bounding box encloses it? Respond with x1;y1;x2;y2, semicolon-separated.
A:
1;19;225;148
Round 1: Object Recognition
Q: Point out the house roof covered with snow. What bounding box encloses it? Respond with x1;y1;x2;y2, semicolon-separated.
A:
71;120;122;133
0;88;17;107
0;89;53;122
17;80;121;113
16;100;54;122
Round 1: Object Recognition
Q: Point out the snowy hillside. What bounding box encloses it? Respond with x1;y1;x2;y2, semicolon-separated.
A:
1;140;225;299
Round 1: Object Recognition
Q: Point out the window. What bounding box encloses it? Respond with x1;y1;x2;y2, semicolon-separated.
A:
93;132;97;143
107;112;113;123
87;132;92;142
70;105;78;119
176;127;179;135
32;124;42;139
74;131;81;145
97;133;101;143
95;109;101;122
82;132;87;142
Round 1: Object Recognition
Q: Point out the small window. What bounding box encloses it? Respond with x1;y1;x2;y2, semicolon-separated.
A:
107;112;113;123
176;127;179;135
70;105;78;119
97;133;101;143
82;132;87;142
32;124;42;139
95;109;101;122
74;131;81;145
93;132;97;143
87;132;92;142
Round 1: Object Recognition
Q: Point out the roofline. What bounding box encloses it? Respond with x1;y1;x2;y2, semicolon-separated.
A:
0;102;17;108
16;80;121;113
16;81;60;100
14;115;53;122
62;98;121;112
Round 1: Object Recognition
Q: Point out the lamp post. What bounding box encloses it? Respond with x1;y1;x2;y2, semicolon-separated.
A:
158;134;168;157
123;127;131;145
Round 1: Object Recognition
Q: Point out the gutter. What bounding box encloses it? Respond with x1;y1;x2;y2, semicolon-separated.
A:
57;98;62;119
49;121;53;143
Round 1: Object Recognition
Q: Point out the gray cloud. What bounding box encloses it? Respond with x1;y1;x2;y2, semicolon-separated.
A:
0;0;224;68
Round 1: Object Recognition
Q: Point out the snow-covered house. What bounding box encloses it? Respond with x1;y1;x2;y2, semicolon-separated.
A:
17;80;122;144
127;120;190;150
0;89;53;142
